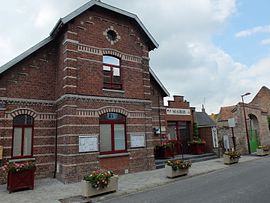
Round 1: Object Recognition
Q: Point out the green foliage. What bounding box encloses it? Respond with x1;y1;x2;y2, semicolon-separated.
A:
224;151;241;159
155;141;175;150
83;170;114;189
193;123;199;137
258;145;269;151
166;160;192;171
1;161;36;173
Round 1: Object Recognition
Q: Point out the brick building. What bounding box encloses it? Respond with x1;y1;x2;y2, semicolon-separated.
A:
0;0;169;183
165;96;195;154
217;86;270;154
194;106;217;153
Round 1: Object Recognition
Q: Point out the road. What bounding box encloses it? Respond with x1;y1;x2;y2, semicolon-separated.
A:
98;156;270;203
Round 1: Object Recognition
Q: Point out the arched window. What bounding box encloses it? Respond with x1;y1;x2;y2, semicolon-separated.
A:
99;113;126;154
12;115;34;158
103;55;122;90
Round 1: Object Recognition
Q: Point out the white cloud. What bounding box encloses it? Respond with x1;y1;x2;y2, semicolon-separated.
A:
261;38;270;45
235;25;270;38
1;0;270;114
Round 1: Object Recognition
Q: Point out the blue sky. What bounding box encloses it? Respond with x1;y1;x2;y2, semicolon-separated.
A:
0;0;270;113
213;0;270;66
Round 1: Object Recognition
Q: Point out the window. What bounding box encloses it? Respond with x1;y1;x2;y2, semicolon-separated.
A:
107;30;117;41
12;115;34;158
99;113;126;154
103;56;122;90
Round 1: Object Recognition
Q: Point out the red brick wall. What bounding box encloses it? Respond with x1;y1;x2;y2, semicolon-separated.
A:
0;5;162;184
199;127;214;153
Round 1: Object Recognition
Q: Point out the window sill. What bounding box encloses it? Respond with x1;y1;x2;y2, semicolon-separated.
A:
9;157;35;163
98;152;130;159
103;89;125;93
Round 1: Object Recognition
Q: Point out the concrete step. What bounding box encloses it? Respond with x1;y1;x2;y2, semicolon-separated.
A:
155;153;218;169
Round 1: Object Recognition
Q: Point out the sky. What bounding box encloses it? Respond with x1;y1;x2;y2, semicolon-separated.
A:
0;0;270;114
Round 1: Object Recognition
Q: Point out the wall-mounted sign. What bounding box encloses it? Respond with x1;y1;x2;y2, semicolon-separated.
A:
79;135;98;153
211;127;218;148
223;135;230;150
228;118;236;128
130;134;145;148
166;108;191;116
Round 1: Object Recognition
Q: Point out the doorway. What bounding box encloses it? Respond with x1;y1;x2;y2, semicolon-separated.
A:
167;121;191;154
248;114;259;153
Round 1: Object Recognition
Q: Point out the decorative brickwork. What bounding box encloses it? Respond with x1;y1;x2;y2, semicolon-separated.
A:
0;1;168;184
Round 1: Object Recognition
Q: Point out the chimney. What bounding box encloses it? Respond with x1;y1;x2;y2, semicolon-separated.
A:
202;104;205;112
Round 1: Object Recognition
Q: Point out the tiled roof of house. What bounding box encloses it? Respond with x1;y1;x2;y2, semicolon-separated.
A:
217;105;235;122
194;111;216;127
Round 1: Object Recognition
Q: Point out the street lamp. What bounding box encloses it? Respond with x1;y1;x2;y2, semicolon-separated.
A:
241;92;251;154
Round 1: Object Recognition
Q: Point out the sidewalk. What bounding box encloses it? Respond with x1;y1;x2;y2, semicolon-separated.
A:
0;155;263;203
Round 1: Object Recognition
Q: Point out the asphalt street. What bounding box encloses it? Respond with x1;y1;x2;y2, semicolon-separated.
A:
98;156;270;203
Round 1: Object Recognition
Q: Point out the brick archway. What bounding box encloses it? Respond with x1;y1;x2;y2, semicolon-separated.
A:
97;107;128;117
10;108;38;118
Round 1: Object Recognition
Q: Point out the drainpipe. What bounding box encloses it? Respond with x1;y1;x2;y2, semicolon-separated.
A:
157;95;162;144
53;109;58;178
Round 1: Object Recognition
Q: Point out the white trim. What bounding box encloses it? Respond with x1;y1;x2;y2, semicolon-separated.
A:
34;153;54;157
61;161;99;167
102;89;125;93
36;162;54;166
63;85;77;89
35;127;56;130
62;39;79;45
63;49;78;54
34;144;55;148
63;66;77;71
58;144;78;147
63;58;77;62
63;76;77;80
0;97;54;105
56;94;151;104
57;152;98;157
77;57;102;64
67;31;78;35
0;127;12;130
57;105;77;112
57;124;99;129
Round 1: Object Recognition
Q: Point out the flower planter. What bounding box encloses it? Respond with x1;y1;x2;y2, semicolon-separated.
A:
7;169;35;193
165;165;189;178
223;154;239;165
81;175;118;197
256;148;269;156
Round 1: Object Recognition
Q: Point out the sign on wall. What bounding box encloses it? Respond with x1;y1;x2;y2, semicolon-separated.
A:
228;118;236;128
166;108;191;116
79;135;98;153
130;134;145;148
223;135;230;150
211;127;218;148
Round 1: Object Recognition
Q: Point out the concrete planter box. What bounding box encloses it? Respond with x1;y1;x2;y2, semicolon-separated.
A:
165;165;189;178
81;175;118;197
256;148;269;156
223;154;239;165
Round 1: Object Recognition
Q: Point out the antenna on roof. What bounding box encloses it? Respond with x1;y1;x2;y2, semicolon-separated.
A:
202;97;206;112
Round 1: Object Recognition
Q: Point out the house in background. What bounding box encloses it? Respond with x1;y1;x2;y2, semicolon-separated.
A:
217;86;270;154
165;96;195;155
194;106;218;153
0;0;169;184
